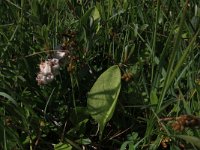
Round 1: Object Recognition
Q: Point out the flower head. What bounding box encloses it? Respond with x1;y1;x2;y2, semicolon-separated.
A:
39;61;52;75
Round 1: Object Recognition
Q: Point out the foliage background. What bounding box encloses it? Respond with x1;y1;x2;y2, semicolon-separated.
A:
0;0;200;149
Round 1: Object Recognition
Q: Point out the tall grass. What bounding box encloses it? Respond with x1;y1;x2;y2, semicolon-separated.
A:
0;0;200;149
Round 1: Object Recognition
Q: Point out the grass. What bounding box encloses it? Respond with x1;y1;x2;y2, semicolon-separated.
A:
0;0;200;149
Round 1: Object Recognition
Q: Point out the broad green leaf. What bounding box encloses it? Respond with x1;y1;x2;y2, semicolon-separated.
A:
54;142;72;150
80;6;100;25
91;7;100;21
87;65;121;138
177;135;200;149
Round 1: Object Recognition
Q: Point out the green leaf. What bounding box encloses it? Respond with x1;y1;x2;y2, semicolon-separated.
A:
91;7;100;21
120;141;133;150
80;6;100;25
0;92;17;106
150;90;158;105
76;138;91;145
69;107;89;125
87;65;121;138
177;135;200;149
54;142;72;150
67;119;88;137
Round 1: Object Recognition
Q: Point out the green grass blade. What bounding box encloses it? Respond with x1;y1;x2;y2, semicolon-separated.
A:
157;0;189;112
0;92;17;106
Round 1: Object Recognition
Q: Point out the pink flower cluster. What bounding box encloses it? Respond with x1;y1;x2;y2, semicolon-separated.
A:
36;51;66;85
